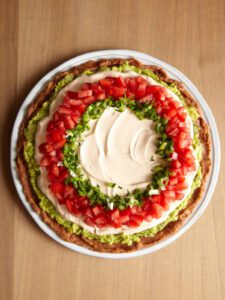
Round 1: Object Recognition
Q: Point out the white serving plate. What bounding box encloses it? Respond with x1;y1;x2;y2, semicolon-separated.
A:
11;50;220;259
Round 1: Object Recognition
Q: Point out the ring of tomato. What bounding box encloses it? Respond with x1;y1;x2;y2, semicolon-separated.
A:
38;75;197;229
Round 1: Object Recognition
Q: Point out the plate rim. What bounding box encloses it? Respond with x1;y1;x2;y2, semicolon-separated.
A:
10;49;220;259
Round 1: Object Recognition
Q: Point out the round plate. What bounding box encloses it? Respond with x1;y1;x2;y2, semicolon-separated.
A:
11;50;220;259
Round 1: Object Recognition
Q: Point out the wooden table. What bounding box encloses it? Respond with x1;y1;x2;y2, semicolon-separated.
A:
1;0;224;299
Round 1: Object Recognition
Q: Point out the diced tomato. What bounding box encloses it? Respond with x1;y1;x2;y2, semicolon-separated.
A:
92;205;104;216
67;99;83;106
116;76;126;87
77;90;93;98
59;106;73;115
90;83;102;93
136;76;147;84
39;143;53;154
168;108;178;118
163;190;176;201
128;79;137;92
170;100;180;109
176;192;184;200
81;83;90;91
112;86;126;98
119;208;130;224
150;195;161;203
40;156;51;167
85;217;96;226
83;96;95;104
52;138;66;150
64;115;75;129
155;90;166;101
58;169;68;181
151;203;163;219
79;197;89;208
47;120;54;132
177;176;185;183
128;215;143;227
126;91;135;99
99;78;114;88
96;91;105;100
139;94;153;103
143;212;153;222
174;182;188;191
175;138;190;150
177;107;187;121
63;184;74;198
130;205;142;215
94;214;108;227
50;164;59;177
135;84;146;99
160;198;170;210
67;91;78;99
50;182;63;194
171;160;181;169
53;111;60;121
83;208;94;218
47;130;64;143
76;105;86;114
169;177;178;185
109;208;120;221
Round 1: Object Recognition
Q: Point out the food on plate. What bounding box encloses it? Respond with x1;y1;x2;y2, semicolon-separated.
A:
16;58;211;252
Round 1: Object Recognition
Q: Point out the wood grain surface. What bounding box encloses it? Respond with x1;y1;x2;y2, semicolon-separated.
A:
0;0;225;299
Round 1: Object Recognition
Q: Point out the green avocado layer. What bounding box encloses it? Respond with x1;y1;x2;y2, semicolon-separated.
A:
23;63;203;246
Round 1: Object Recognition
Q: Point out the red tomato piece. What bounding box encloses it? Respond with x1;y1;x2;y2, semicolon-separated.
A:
53;111;60;122
64;115;75;129
83;96;95;104
119;208;130;224
63;184;74;198
139;94;153;103
99;78;114;88
52;138;66;150
135;84;146;99
94;214;108;228
135;76;147;84
58;169;68;181
92;205;104;216
81;83;91;91
40;155;51;167
169;177;178;185
163;190;176;201
151;203;163;219
77;90;93;98
174;182;188;191
76;105;86;114
128;215;143;227
128;79;137;92
126;91;135;99
171;160;182;169
96;91;106;100
109;208;120;221
39;143;53;154
59;106;74;115
112;86;126;98
175;192;184;200
151;195;161;203
67;99;83;106
50;182;63;194
116;76;126;87
85;217;96;226
83;208;94;218
67;91;78;99
50;164;59;177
